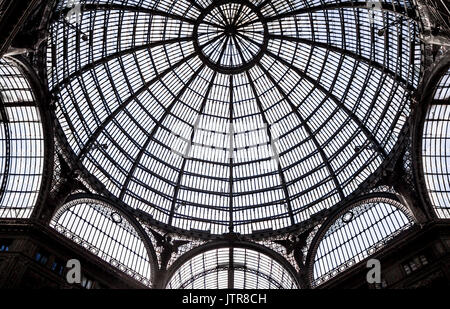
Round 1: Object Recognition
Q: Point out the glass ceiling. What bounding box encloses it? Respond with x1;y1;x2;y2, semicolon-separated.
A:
51;197;153;286
166;247;299;289
0;58;44;219
422;67;450;219
310;196;414;287
47;0;422;235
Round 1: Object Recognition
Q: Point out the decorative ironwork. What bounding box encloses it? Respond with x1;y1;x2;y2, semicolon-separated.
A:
421;66;450;218
51;195;156;286
307;194;415;287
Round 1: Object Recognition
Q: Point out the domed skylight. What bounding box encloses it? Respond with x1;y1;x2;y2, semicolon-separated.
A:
47;0;421;236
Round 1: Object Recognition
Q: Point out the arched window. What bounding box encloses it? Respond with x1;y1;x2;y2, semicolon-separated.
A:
309;196;414;287
166;245;299;289
0;58;45;218
50;196;154;286
422;67;450;218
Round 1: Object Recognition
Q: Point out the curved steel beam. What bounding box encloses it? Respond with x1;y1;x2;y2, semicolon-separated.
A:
54;193;159;286
0;96;10;206
168;71;219;226
177;264;286;289
186;0;207;14
244;69;296;225
228;74;234;233
164;240;301;289
411;52;450;221
304;192;416;288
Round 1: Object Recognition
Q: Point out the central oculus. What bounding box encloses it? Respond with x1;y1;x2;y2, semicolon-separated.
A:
193;0;269;74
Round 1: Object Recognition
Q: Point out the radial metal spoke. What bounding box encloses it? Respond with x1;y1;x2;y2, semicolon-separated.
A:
258;63;346;200
232;4;244;25
228;74;234;233
236;32;262;48
200;33;226;49
186;0;207;14
217;6;230;26
267;34;413;91
245;69;296;224
202;20;227;29
168;71;219;226
48;0;418;236
264;49;388;158
258;0;271;10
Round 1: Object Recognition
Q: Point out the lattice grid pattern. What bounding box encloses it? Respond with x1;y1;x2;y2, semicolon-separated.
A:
311;197;414;286
422;67;450;218
0;58;44;218
51;198;153;286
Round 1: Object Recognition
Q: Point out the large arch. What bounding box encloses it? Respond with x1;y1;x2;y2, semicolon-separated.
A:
305;193;415;287
164;240;301;289
413;53;450;219
47;0;422;237
0;56;52;219
50;193;158;287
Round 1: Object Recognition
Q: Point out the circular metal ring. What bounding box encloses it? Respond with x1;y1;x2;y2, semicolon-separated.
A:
193;0;269;74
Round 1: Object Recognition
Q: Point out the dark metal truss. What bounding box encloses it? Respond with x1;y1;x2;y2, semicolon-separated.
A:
177;264;285;289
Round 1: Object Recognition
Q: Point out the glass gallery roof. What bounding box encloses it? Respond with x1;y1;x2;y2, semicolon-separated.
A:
47;0;421;236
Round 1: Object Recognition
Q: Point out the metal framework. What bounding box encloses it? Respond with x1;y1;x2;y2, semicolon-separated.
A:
0;57;45;218
421;64;450;218
50;194;158;286
165;242;300;289
4;0;450;290
46;0;421;236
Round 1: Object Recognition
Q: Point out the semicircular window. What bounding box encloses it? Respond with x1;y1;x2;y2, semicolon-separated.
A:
422;67;450;218
311;196;414;287
50;197;153;286
0;58;44;218
47;0;421;235
166;247;298;289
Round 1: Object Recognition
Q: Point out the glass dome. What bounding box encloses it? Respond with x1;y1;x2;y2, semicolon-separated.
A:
47;0;421;235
